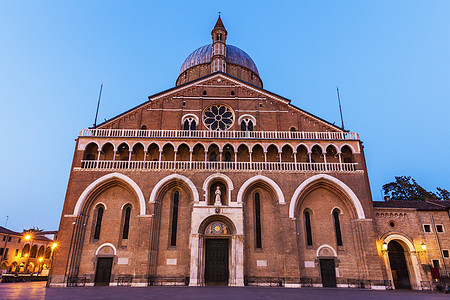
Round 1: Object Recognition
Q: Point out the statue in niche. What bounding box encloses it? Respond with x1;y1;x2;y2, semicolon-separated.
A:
214;185;222;206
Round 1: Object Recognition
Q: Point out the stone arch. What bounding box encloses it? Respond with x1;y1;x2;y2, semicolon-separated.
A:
181;113;199;125
316;244;337;257
197;214;237;235
73;172;146;216
95;243;117;256
237;175;285;204
340;143;357;154
149;174;199;203
289;174;365;219
202;173;234;205
80;141;100;151
382;233;422;289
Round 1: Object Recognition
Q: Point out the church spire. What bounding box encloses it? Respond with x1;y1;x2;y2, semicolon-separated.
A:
211;15;227;73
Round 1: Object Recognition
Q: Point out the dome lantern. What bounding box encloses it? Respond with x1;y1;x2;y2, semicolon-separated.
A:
176;17;263;88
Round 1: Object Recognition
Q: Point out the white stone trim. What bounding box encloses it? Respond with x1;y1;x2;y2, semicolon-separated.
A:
95;202;107;210
238;114;256;126
237;175;285;204
316;244;337;257
73;172;146;216
289;174;365;219
181;113;199;125
340;143;358;154
382;233;422;290
202;173;234;204
95;243;117;256
149;174;199;203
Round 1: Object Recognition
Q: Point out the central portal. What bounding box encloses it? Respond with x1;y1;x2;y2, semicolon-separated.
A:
205;239;229;285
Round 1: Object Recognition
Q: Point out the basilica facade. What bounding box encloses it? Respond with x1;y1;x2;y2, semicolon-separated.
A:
49;17;449;289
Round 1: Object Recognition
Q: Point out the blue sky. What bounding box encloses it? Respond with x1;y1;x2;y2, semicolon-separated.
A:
1;1;449;232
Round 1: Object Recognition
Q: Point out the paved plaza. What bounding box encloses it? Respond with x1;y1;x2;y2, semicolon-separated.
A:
0;282;449;300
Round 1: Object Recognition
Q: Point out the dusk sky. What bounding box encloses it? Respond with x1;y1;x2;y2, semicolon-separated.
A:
1;1;449;232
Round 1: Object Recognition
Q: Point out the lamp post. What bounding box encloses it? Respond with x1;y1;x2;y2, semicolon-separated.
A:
38;257;43;274
24;234;33;274
46;242;58;287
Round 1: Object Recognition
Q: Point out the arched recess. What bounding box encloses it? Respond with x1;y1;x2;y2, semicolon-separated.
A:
237;175;285;204
289;174;365;219
382;234;422;290
149;174;199;203
202;173;234;205
73;172;146;216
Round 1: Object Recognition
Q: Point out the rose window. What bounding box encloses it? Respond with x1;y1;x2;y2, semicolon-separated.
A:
203;104;234;131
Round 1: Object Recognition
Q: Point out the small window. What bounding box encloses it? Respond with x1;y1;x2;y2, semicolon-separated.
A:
259;103;262;108
18;238;21;243
389;221;395;228
170;191;179;247
15;249;19;256
203;90;207;96
436;225;444;233
433;259;440;268
141;125;147;130
424;224;432;233
254;193;262;249
0;248;3;255
231;91;235;96
183;101;186;107
2;236;5;241
443;250;449;258
8;236;11;242
290;127;296;132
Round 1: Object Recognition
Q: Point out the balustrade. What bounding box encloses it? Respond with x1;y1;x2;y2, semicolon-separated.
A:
80;160;358;172
79;129;359;140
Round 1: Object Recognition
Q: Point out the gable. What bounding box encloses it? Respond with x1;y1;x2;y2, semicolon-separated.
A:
96;72;343;132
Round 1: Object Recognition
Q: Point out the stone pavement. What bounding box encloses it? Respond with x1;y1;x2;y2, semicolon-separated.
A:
0;282;449;300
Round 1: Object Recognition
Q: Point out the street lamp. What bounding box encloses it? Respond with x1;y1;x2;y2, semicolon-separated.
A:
46;242;58;287
38;257;43;273
381;241;388;254
23;233;33;273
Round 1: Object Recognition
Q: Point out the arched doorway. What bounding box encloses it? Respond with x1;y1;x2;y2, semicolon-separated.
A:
94;244;116;286
388;241;411;289
204;221;231;285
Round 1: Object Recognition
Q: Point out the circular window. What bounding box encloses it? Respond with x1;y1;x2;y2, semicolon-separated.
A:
389;221;395;228
203;104;234;131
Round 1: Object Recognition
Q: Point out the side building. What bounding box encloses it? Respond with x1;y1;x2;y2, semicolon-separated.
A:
0;226;57;278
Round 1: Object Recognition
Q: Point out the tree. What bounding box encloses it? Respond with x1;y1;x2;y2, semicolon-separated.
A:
437;187;450;201
382;176;437;201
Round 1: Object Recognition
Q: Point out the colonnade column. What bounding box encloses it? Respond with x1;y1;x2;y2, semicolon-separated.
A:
96;149;101;168
338;152;343;171
308;152;312;170
128;151;132;168
158;150;162;169
293;151;298;171
323;153;328;171
189;150;193;169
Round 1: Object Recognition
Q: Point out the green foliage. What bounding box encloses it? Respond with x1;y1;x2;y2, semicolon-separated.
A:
437;187;450;201
382;176;437;201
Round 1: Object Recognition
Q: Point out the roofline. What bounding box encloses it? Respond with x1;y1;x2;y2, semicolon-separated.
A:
94;72;345;131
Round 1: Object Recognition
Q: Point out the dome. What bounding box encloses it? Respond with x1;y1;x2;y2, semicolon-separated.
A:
180;44;259;75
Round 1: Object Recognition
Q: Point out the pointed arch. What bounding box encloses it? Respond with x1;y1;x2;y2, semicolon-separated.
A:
237;175;285;204
149;174;199;203
72;172;146;216
289;174;365;219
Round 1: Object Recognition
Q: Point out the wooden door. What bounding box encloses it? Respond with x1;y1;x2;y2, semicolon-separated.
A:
205;239;229;285
94;257;113;286
320;259;337;287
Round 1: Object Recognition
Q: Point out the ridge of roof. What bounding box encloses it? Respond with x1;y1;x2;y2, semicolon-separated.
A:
92;72;344;132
